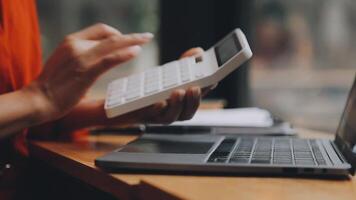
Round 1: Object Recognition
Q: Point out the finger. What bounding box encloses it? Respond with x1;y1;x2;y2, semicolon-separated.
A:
159;90;185;124
139;101;168;123
70;23;121;40
89;45;142;76
178;87;201;120
141;101;168;117
120;101;166;125
88;33;153;59
180;47;204;59
119;101;167;124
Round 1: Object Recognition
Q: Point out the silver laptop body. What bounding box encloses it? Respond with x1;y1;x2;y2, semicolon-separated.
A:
96;76;356;177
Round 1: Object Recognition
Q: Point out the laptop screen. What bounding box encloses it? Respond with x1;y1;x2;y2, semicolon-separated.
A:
336;76;356;157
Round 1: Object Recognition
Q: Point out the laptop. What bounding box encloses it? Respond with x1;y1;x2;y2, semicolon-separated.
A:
95;76;356;177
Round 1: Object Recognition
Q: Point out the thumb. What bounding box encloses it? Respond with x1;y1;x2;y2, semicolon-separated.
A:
180;47;204;59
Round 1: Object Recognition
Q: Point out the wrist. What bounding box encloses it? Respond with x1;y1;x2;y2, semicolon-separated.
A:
21;82;58;124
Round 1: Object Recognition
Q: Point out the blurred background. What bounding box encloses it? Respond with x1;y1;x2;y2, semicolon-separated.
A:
37;0;355;133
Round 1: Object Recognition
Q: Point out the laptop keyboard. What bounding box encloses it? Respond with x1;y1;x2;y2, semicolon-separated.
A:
208;137;327;166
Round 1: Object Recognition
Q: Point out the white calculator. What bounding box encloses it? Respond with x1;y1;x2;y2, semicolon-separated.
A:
105;28;252;118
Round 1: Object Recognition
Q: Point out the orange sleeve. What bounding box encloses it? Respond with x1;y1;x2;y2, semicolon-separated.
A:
0;0;88;156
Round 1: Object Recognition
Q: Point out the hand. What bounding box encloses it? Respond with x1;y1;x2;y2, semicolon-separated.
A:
85;47;214;127
25;23;153;122
110;47;214;125
52;47;215;132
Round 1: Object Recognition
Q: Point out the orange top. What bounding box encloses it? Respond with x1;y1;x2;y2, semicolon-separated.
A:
0;0;42;156
0;0;42;92
0;0;88;157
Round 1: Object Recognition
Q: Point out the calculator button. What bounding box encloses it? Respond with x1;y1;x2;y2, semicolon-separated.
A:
163;79;178;88
194;71;205;78
144;68;159;78
185;57;196;66
125;90;142;101
145;87;159;95
180;73;191;82
179;65;191;83
107;78;126;105
144;81;160;94
178;59;192;83
144;68;160;94
109;81;125;93
109;94;124;102
127;74;142;87
110;79;125;87
145;83;160;94
162;62;179;88
124;74;143;101
107;97;123;107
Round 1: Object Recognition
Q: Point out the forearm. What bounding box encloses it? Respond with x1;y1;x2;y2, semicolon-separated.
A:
54;100;106;132
54;100;140;132
26;101;102;139
0;85;48;139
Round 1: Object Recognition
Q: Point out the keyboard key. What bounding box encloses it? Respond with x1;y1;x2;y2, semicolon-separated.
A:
292;139;316;166
295;160;316;166
309;140;327;165
250;138;272;164
251;159;271;164
229;138;254;163
273;160;293;165
230;158;249;164
211;157;228;163
208;138;236;163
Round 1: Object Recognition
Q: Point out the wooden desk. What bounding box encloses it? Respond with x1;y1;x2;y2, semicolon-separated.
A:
28;129;356;200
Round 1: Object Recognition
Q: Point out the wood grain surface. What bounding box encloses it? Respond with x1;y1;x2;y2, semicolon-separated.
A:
29;128;356;200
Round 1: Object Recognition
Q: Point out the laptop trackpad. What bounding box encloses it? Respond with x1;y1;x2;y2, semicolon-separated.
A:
105;152;208;164
105;134;222;164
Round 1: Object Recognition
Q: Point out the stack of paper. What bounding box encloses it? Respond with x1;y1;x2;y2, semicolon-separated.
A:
172;107;274;127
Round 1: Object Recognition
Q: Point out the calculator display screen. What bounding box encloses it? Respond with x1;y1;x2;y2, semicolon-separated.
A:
215;33;242;67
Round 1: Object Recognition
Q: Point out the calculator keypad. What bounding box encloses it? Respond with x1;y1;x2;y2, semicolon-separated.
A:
106;57;201;108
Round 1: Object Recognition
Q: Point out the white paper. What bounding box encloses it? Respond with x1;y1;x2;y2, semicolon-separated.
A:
172;107;274;127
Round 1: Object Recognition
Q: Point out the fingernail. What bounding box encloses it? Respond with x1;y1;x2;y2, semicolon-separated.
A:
140;32;154;39
128;45;142;53
178;90;185;101
194;47;204;53
154;101;167;110
193;87;201;98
